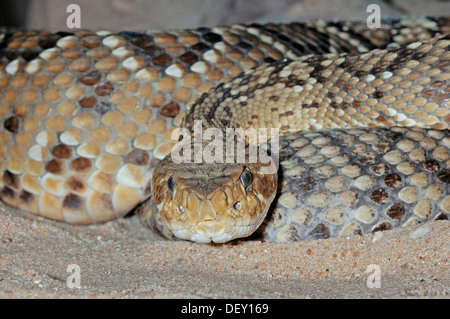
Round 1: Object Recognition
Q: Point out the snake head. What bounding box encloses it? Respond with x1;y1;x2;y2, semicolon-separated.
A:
151;158;277;243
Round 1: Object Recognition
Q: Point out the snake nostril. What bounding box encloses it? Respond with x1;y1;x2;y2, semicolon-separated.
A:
233;201;241;210
178;205;186;213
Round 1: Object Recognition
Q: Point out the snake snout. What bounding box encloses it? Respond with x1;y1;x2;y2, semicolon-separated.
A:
151;158;279;243
198;200;217;222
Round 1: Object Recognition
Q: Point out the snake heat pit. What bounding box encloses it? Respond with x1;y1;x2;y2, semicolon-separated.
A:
0;17;449;243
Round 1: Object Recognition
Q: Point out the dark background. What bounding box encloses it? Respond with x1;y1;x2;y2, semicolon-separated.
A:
0;0;30;26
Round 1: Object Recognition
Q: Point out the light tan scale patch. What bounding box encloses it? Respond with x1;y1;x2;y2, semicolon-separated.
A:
307;191;328;207
354;175;373;191
10;145;26;160
179;32;199;45
46;116;66;132
113;46;133;59
106;69;130;83
396;162;415;175
102;111;123;127
20;173;41;194
285;166;307;179
41;173;66;196
339;190;359;207
355;205;376;224
339;221;363;237
95;56;118;72
57;100;77;116
28;145;49;162
88;126;110;143
296;145;317;158
154;142;175;160
77;141;100;158
69;58;90;73
36;130;57;147
320;145;340;157
323;206;346;225
118;97;138;113
95;154;121;173
86;190;116;222
104;137;129;155
4;88;19;103
123;56;145;71
173;87;191;103
54;73;74;87
120;80;139;93
324;176;347;192
45;59;66;74
38;47;60;61
414;199;433;219
408;149;426;163
72;113;95;130
65;85;85;99
112;184;142;217
29;74;51;89
24;159;44;176
146;118;167;133
15;132;33;148
38;192;64;221
116;163;146;188
117;122;138;139
278;192;298;209
137;83;153;98
88;170;115;193
289;207;311;226
24;59;43;75
6;60;23;75
383;150;403;165
136;67;159;81
134;133;157;150
398;186;418;203
182;73;201;88
275;224;299;242
148;92;166;108
166;63;186;78
56;35;78;50
411;172;429;187
341;164;361;178
426;184;444;201
131;109;152;124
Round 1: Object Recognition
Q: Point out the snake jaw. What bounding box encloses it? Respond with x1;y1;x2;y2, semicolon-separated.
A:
151;159;278;243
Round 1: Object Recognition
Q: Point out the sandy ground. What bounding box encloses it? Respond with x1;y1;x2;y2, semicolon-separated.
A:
1;0;449;300
1;201;448;299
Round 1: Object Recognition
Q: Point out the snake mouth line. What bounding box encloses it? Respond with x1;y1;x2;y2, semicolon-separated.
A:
170;219;263;243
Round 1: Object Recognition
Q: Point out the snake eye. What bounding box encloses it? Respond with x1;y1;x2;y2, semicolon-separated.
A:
240;169;253;188
167;176;176;192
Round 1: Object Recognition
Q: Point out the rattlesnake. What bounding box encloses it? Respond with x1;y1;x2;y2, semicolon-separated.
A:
0;17;449;243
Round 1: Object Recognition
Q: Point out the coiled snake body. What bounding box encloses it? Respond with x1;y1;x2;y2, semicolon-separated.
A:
0;17;449;243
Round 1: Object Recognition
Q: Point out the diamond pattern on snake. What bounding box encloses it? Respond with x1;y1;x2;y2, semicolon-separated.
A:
0;17;449;243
